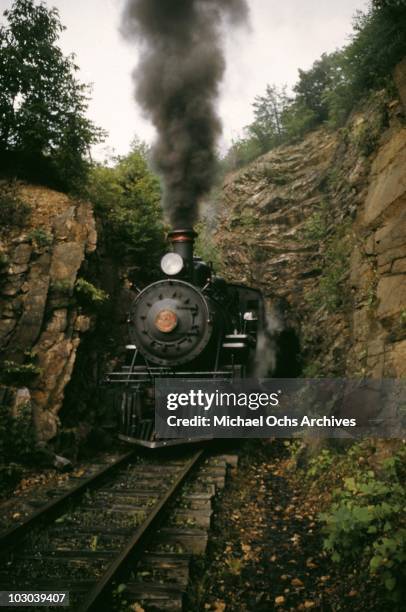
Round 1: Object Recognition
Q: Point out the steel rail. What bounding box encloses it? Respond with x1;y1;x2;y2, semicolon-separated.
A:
77;448;205;612
0;451;135;553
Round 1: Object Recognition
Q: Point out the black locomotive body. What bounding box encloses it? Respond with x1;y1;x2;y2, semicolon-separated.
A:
106;229;265;448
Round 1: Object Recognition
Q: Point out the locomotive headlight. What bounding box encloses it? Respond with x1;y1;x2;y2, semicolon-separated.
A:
161;252;184;276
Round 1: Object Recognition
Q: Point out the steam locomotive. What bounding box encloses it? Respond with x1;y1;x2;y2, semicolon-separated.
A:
106;229;265;448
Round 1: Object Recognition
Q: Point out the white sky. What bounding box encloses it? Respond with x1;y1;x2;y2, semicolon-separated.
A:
0;0;369;160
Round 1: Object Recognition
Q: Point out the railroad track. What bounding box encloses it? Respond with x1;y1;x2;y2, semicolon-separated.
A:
0;448;235;611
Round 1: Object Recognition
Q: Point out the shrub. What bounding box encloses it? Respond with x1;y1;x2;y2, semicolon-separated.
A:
306;222;352;313
87;142;165;266
0;184;31;229
0;251;9;269
307;448;334;478
320;452;406;606
0;361;42;386
302;361;324;378
239;210;259;231
0;401;36;463
221;136;263;171
75;278;108;308
28;228;53;248
302;206;329;242
260;165;289;185
49;279;73;295
194;222;224;273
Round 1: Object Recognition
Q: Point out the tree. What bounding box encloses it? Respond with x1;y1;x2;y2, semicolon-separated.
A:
293;52;347;123
0;0;104;190
221;134;263;171
248;84;290;152
87;140;165;268
223;0;406;170
344;2;406;96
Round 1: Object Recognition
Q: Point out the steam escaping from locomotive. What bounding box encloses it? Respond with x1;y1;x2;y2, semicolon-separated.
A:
121;0;249;228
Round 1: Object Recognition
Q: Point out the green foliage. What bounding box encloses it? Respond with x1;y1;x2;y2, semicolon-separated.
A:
302;205;329;242
281;99;319;142
345;3;406;98
0;251;9;269
194;222;223;273
294;52;348;124
222;135;263;171
0;401;36;462
0;0;105;191
307;449;334;478
320;448;406;605
0;182;31;228
222;84;291;171
87;141;165;264
223;2;406;170
75;278;108;308
249;84;290;151
28;228;53;248
354;123;381;156
307;221;352;313
260;166;289;185
301;361;324;378
238;210;259;231
0;361;42;385
49;279;73;295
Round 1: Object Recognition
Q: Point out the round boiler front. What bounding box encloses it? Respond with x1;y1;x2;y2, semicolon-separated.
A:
129;279;214;366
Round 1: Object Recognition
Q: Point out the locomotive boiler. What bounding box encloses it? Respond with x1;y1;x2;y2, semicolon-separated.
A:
106;229;265;448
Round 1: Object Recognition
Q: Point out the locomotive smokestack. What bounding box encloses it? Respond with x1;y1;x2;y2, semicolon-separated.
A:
168;229;197;269
120;0;249;227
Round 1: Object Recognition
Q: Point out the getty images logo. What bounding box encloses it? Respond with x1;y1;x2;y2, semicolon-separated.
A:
166;389;281;411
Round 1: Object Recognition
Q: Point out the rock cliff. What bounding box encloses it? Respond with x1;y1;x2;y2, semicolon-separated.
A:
0;184;97;440
215;84;406;378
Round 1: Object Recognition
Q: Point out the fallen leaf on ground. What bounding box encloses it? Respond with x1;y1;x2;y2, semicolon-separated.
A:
275;595;285;606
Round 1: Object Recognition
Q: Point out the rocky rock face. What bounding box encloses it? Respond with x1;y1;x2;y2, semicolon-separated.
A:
0;185;97;440
215;83;406;378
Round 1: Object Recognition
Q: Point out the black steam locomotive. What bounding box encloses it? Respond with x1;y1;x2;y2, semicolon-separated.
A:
106;229;265;448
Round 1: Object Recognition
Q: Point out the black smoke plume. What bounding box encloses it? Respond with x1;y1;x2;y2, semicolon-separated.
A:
121;0;248;228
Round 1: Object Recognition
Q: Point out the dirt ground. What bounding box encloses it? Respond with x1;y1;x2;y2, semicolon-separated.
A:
186;440;388;612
